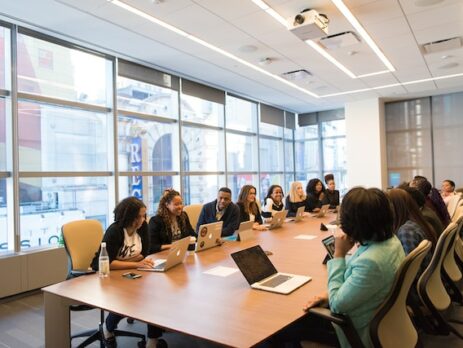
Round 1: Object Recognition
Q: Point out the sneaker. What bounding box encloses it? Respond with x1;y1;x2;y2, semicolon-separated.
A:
103;335;117;348
156;338;168;348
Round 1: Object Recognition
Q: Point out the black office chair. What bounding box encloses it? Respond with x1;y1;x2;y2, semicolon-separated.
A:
62;219;146;347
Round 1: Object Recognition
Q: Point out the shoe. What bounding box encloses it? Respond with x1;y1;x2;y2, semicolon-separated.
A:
103;335;117;348
156;338;168;348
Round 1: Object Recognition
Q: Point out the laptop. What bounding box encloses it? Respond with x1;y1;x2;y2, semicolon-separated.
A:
236;220;255;241
286;206;305;222
195;221;223;252
138;236;190;272
329;205;341;225
231;245;311;294
264;210;288;230
312;204;330;218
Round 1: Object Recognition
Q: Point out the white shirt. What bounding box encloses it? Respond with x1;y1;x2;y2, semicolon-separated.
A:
117;228;142;260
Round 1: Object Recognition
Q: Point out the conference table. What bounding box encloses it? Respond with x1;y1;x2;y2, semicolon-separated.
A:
43;213;337;347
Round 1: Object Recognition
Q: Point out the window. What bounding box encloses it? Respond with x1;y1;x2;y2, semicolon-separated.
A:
0;178;9;253
182;125;224;172
227;174;259;202
181;94;223;127
295;124;319;183
17;33;113;251
183;174;225;204
17;34;111;107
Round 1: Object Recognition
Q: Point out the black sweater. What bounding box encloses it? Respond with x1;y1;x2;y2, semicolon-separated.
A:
148;212;196;253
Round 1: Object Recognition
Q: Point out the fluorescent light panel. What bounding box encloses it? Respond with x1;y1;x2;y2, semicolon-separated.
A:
331;0;395;72
110;0;318;98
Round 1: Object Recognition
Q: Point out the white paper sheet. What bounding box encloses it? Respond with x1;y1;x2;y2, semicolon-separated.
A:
294;234;317;240
203;266;239;277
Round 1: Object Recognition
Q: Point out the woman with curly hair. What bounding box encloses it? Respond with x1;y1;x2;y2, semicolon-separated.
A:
236;184;267;231
305;178;325;212
148;189;196;253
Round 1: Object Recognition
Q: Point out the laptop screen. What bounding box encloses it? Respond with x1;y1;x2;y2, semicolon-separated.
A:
231;245;277;285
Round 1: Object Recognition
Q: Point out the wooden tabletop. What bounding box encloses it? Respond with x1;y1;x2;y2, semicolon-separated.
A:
43;213;337;347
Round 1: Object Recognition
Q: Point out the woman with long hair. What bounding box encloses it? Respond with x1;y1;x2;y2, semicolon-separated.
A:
148;189;196;253
306;178;325;212
91;197;165;348
237;184;266;230
322;174;340;209
414;177;450;226
285;181;309;217
388;188;437;255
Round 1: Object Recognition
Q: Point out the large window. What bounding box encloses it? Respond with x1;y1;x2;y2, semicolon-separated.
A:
386;92;463;187
295;110;347;194
16;33;113;250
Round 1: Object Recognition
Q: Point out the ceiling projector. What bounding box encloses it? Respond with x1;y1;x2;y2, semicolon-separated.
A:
288;9;329;41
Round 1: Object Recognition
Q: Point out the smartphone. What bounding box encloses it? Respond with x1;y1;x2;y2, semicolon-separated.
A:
321;235;335;259
122;272;142;279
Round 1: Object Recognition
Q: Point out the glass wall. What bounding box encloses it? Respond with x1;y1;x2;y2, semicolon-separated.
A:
16;31;113;251
386;92;463;188
1;20;349;255
295;110;347;195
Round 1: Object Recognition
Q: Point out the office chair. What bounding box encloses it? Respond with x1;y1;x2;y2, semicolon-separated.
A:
308;239;432;348
441;216;463;304
448;195;462;221
62;219;146;347
417;222;463;339
183;204;202;230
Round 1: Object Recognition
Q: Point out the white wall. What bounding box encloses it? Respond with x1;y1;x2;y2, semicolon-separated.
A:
345;98;387;189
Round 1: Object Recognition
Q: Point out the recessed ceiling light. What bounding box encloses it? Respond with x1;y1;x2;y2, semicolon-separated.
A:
258;57;273;65
414;0;445;7
239;44;258;53
441;55;452;60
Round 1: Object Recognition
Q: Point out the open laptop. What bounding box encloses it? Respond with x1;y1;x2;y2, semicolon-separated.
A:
312;204;330;218
286;206;305;222
236;220;255;241
231;245;311;294
138;236;190;272
264;210;288;230
195;221;223;252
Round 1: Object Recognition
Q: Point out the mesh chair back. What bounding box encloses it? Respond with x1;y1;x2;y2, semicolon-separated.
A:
62;220;104;271
370;240;431;348
183;204;203;230
417;222;458;311
448;194;462;220
443;216;463;282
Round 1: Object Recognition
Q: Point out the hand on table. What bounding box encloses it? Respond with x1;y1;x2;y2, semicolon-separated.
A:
303;292;329;311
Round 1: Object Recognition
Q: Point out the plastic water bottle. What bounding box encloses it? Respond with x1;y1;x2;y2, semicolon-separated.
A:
99;242;110;278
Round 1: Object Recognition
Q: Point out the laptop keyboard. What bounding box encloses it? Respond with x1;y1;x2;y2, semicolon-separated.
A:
260;274;292;288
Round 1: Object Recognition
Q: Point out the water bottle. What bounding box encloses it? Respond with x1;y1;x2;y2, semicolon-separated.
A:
99;242;110;278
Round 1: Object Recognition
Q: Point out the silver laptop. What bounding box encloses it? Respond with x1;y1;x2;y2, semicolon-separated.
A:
312;204;330;218
264;210;288;230
231;245;311;295
138;236;190;272
286;206;305;222
195;221;223;252
236;221;255;241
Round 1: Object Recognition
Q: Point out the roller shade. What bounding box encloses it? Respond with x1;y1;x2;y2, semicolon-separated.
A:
118;60;179;90
261;104;284;127
182;80;225;104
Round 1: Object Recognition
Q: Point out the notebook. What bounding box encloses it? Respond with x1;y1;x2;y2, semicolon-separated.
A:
236;220;255;241
285;206;305;222
231;245;311;294
195;221;223;252
138;236;190;272
264;210;288;230
312;204;330;218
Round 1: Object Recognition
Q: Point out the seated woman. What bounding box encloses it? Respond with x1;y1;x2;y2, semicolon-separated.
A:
441;179;458;206
90;197;165;348
306;178;325;212
237;185;267;231
148;189;196;253
285;181;309;217
388;188;437;256
272;187;405;348
262;185;284;219
414;177;450;226
322;174;340;209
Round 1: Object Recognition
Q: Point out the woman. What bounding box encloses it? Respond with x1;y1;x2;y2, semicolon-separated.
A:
306;178;325;212
322;174;340;209
237;185;266;230
262;185;284;219
90;197;165;348
285;181;309;217
149;189;196;253
272;187;405;348
388;188;437;255
441;179;457;205
415;178;450;226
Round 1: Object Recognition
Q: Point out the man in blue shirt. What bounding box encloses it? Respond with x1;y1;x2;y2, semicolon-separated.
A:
196;187;240;237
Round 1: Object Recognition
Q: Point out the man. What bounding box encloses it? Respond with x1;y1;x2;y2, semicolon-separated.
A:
196;187;240;237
